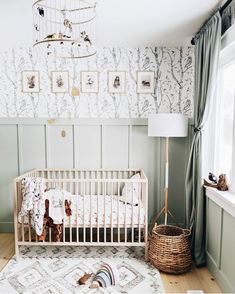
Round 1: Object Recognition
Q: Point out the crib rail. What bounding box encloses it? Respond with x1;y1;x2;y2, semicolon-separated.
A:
14;169;148;260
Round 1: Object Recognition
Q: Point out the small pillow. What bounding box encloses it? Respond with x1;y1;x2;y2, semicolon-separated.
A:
121;173;141;205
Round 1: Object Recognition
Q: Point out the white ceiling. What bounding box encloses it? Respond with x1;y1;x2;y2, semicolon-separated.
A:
0;0;222;49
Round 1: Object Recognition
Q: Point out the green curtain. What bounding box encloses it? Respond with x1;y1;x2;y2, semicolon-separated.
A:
185;12;221;266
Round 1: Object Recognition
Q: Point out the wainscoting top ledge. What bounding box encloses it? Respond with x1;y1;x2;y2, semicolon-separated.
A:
205;186;235;218
0;118;148;126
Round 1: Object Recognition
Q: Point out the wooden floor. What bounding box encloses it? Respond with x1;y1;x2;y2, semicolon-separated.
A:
0;233;222;293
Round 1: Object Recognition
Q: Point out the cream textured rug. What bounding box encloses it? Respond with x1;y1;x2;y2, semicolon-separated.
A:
0;246;165;293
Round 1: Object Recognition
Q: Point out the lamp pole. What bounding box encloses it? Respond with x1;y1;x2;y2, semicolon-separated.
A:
164;137;169;225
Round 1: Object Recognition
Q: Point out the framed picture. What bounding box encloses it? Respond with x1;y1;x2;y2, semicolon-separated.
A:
51;71;69;93
22;71;40;93
108;71;126;93
137;71;155;93
81;71;99;93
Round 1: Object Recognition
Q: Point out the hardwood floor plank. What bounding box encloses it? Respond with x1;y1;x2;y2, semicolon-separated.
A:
0;233;14;271
160;265;222;293
0;233;222;293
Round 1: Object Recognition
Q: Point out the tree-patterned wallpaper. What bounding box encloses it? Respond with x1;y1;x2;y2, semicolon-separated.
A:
0;46;194;118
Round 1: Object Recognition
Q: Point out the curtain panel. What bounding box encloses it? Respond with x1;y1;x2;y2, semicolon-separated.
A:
185;12;221;266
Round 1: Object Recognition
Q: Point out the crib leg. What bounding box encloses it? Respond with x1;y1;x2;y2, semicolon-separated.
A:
145;241;149;262
15;243;19;261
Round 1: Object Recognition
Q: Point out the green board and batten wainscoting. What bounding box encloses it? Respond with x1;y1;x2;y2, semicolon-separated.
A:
206;187;235;293
0;118;191;233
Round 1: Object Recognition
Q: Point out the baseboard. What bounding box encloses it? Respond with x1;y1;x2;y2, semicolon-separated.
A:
0;222;14;233
207;252;234;293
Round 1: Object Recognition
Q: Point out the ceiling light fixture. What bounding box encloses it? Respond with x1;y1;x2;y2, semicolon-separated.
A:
32;0;97;58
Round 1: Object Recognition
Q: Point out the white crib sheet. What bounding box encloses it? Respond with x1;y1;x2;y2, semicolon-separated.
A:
65;194;146;227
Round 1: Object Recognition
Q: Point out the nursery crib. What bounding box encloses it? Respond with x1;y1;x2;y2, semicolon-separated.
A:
14;169;148;259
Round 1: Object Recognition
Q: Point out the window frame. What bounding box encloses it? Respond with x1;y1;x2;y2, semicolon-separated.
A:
212;48;235;192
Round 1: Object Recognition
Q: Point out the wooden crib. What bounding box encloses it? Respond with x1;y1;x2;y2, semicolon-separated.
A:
14;169;148;259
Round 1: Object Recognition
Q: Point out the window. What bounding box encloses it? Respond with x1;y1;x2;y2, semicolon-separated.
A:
213;61;235;189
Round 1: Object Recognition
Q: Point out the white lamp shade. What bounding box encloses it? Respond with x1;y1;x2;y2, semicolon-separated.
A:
148;113;188;137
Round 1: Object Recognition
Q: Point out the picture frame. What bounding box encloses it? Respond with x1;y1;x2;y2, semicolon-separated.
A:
81;71;99;93
22;71;40;93
51;71;69;93
108;71;126;93
137;71;155;94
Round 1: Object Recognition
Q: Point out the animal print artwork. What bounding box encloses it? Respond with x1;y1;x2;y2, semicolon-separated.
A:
27;75;36;89
56;76;64;88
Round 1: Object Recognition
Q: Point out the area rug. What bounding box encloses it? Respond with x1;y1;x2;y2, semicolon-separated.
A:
0;246;165;293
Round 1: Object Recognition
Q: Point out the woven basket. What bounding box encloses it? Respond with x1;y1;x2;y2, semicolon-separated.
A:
149;224;192;274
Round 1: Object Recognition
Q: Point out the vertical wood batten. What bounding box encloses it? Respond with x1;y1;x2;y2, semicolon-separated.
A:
100;124;103;169
45;124;50;168
72;124;76;169
44;124;48;168
145;180;148;259
14;181;19;259
17;124;23;175
128;124;132;169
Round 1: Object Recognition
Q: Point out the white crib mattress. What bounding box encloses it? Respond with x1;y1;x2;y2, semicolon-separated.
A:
65;195;146;227
19;195;146;227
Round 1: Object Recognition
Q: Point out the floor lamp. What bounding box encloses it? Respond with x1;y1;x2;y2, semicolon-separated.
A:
148;113;188;226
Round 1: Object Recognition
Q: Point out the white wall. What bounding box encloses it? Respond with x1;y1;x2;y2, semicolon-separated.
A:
0;0;33;49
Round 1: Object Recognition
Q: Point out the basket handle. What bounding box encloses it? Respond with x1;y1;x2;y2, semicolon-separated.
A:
183;228;191;237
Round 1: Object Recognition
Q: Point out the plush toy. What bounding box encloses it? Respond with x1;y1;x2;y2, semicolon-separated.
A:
204;173;228;191
217;174;228;191
78;273;92;285
208;172;217;184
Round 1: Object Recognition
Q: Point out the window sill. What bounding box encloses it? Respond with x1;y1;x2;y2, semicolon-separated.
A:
205;186;235;218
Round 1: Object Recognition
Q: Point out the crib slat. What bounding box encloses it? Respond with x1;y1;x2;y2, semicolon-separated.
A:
63;183;65;243
69;213;72;243
76;193;79;243
111;182;113;243
90;181;92;243
138;182;141;243
69;172;72;243
132;181;134;243
125;182;127;243
83;182;85;243
21;216;24;242
62;189;66;242
97;181;100;243
28;211;31;242
104;181;106;243
49;227;52;242
118;176;120;243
